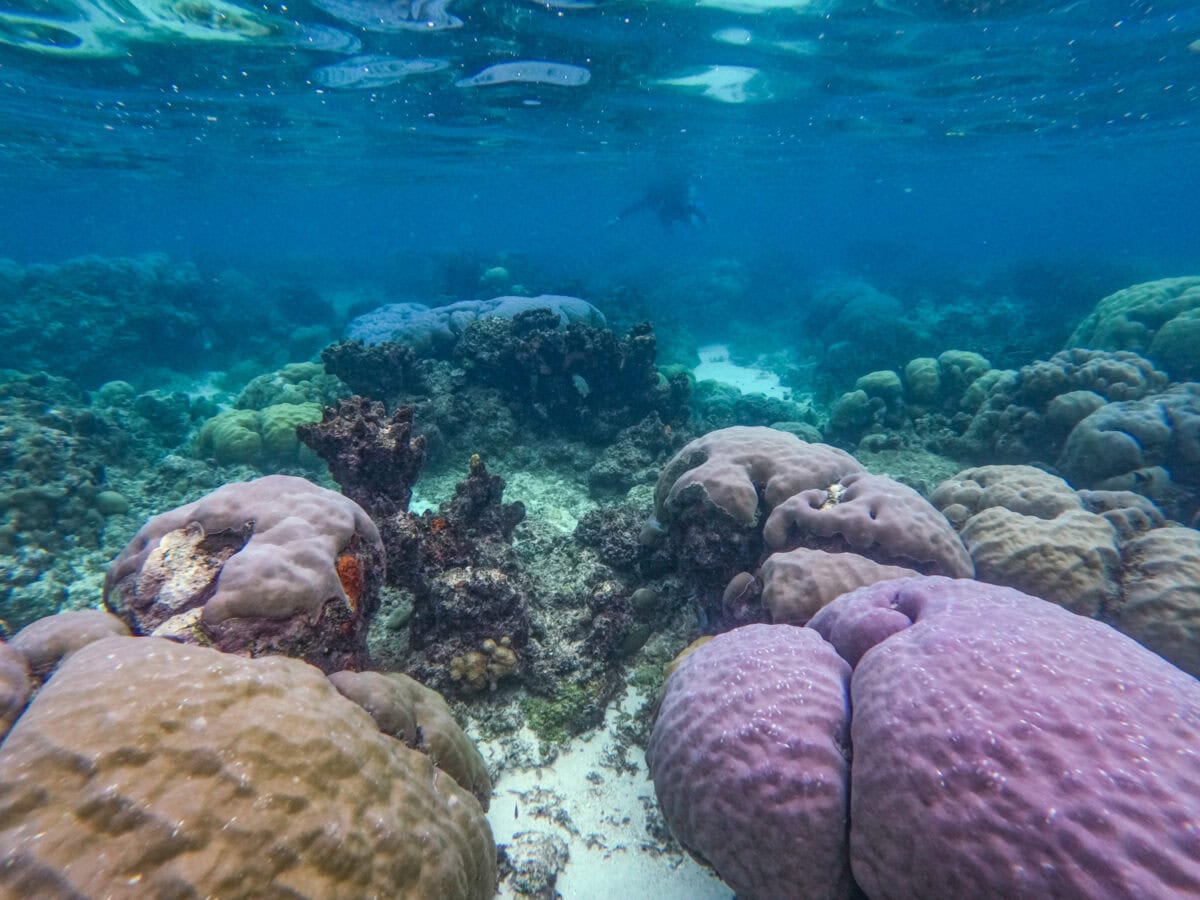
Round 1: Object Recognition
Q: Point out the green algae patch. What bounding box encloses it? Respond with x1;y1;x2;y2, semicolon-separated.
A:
521;681;606;745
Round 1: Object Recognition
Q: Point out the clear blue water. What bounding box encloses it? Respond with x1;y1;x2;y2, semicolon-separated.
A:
1;0;1197;290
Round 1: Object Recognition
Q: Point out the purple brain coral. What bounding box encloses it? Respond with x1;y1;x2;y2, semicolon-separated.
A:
649;576;1200;899
647;624;852;899
653;426;971;627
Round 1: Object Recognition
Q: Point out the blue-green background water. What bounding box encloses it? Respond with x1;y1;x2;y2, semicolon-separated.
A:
2;0;1198;300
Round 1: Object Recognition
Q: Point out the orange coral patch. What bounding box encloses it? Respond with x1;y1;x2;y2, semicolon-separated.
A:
336;553;365;611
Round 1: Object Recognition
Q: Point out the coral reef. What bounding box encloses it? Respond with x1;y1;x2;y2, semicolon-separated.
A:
455;313;689;442
804;281;931;393
194;402;323;469
103;474;385;673
346;294;607;353
1057;383;1200;517
297;396;428;519
647;623;852;899
323;308;689;457
651;426;969;628
234;360;347;411
0;255;333;387
585;412;683;497
1067;276;1200;381
396;456;531;693
933;464;1200;674
0;634;495;898
1;370;216;630
298;416;532;695
933;465;1122;618
650;576;1200;898
954;348;1168;464
321;339;417;401
688;379;816;433
1113;525;1200;675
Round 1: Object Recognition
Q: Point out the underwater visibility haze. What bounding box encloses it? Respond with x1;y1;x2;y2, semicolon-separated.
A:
1;0;1200;897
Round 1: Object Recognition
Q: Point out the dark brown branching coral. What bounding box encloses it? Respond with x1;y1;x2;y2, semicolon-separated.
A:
297;396;426;519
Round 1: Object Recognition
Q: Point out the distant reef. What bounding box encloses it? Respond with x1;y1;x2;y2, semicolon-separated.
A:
0;254;338;388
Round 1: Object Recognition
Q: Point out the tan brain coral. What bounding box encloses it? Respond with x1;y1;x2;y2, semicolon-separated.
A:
933;465;1200;676
0;636;496;899
1113;526;1200;676
327;668;493;809
933;465;1120;618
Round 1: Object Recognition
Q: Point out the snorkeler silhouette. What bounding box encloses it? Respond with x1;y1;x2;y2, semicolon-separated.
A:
607;176;707;228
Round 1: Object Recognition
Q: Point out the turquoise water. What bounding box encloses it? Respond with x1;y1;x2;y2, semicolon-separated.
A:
2;0;1198;281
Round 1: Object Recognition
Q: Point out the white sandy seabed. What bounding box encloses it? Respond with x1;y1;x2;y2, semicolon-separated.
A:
692;344;791;402
483;688;732;899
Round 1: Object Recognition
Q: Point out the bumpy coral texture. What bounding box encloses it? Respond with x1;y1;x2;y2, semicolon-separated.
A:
1059;383;1200;491
808;576;1200;899
646;624;853;900
327;669;493;809
933;465;1121;618
345;294;606;352
655;426;863;526
1067;276;1200;380
759;547;916;625
932;465;1200;673
0;636;496;899
103;474;384;672
1113;526;1200;676
10;608;129;680
957;349;1168;464
0;642;28;742
763;471;973;577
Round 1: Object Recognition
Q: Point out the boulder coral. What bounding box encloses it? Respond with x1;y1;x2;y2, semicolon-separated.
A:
647;623;853;900
326;668;493;808
9;608;129;680
649;576;1200;899
345;294;607;352
103;474;385;673
652;426;970;627
955;348;1168;465
195;402;324;469
763;471;973;576
652;426;863;592
933;465;1121;618
1058;383;1200;505
1067;276;1200;381
0;635;496;898
1112;525;1200;676
934;464;1200;674
0;642;28;741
